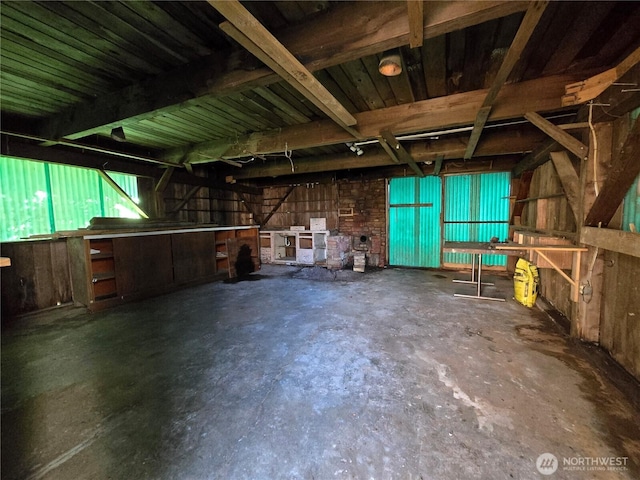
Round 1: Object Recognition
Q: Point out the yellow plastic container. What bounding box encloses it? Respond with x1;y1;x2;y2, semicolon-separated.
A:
514;258;539;307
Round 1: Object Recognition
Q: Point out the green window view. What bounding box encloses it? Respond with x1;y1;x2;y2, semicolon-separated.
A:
0;157;139;242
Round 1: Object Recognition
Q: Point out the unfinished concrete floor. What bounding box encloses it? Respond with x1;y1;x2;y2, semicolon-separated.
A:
2;265;639;480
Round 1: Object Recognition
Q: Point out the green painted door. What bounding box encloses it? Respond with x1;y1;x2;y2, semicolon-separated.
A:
389;176;442;267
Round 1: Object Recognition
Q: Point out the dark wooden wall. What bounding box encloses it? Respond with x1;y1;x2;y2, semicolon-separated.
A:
1;240;73;319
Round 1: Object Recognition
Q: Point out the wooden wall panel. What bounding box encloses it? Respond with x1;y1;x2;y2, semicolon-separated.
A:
600;251;640;379
262;183;338;230
1;240;73;319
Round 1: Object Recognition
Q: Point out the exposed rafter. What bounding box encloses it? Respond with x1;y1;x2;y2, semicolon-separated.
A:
464;1;548;159
379;130;424;177
407;0;424;49
33;1;528;143
210;0;358;134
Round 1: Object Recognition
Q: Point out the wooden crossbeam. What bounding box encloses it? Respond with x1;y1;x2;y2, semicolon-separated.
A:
407;0;424;49
36;1;528;142
379;130;424;177
210;1;357;132
166;74;572;164
235;190;261;224
525;112;589;160
463;1;548;159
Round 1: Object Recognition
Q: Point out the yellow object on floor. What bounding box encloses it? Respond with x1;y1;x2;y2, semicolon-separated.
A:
514;258;539;307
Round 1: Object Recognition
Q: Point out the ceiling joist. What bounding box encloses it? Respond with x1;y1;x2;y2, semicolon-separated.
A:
164;74;573;164
464;0;548;159
210;0;358;134
34;1;529;143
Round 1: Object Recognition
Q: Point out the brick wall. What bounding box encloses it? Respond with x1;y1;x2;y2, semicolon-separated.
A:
337;178;387;267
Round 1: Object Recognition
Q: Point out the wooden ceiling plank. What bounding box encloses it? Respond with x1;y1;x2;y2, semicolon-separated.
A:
423;35;447;98
212;1;357;129
251;87;312;124
4;2;159;77
549;151;581;221
525;111;588;159
380;130;425;177
167;74;572;163
464;1;548;159
584;117;640;227
342;60;387;111
542;2;616;75
35;1;527;141
407;1;425;49
325;65;372;112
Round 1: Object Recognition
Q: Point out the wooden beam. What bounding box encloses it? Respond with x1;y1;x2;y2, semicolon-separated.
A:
214;15;358;132
225;128;543;179
98;170;149;219
580;227;640;258
562;46;640;106
168;186;202;215
510;170;533;223
261;186;296;227
463;106;493;160
464;1;548;159
407;1;424;49
549;151;581;221
512;139;559;177
379;130;424;177
211;0;357;131
0;136;261;196
584;117;640;227
155;167;175;193
525;111;589;160
165;74;573;164
433;155;443;176
36;1;528;141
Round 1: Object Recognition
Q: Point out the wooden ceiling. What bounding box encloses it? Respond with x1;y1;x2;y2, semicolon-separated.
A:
1;1;639;185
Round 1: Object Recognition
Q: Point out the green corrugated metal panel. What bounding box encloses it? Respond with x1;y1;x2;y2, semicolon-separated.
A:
444;172;510;267
0;157;139;241
49;162;103;231
0;157;52;241
389;176;442;267
622;174;639;232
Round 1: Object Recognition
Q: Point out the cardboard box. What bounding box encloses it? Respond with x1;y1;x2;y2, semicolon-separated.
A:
310;218;326;231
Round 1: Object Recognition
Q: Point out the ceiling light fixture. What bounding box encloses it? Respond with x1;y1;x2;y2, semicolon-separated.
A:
378;50;402;77
110;126;126;142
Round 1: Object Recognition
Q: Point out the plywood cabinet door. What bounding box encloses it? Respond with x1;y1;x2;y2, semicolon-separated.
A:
113;235;173;296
